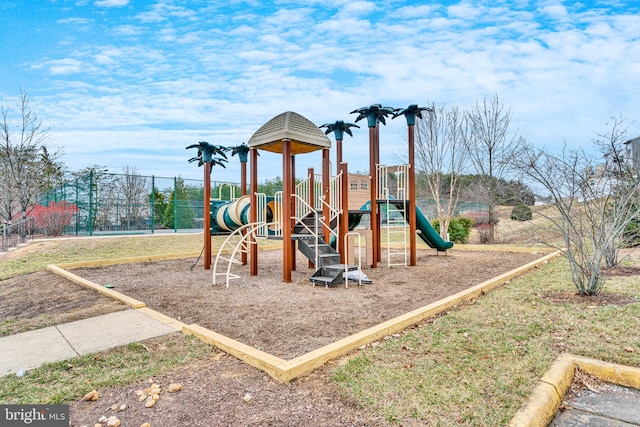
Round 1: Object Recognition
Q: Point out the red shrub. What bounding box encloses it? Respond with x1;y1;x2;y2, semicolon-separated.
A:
30;201;78;236
463;211;490;226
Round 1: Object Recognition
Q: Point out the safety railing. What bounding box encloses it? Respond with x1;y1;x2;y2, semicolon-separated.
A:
214;182;236;201
295;176;313;220
1;218;35;252
344;231;363;288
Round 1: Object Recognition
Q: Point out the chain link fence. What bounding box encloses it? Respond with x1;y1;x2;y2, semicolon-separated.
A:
38;171;240;236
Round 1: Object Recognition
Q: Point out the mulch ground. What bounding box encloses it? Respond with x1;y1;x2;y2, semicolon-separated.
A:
70;248;543;359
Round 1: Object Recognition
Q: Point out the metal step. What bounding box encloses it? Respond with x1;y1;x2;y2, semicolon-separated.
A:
323;264;358;271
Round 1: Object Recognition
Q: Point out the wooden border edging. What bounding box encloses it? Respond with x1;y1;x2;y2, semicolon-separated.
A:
47;248;562;383
47;264;147;309
271;249;561;381
508;353;640;427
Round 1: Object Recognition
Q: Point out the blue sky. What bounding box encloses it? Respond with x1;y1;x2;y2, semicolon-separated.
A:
1;0;639;183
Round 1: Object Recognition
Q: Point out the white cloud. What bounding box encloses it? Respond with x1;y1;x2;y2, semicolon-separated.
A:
94;0;129;7
57;17;92;25
42;58;84;75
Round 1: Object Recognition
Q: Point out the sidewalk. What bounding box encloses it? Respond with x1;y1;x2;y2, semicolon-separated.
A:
551;383;640;426
0;309;175;377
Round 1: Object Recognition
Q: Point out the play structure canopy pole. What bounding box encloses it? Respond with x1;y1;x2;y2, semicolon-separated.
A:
282;139;293;282
250;148;258;276
322;148;331;244
339;162;349;263
408;124;417;266
336;138;343;176
369;125;378;268
240;158;248;265
290;154;296;272
204;164;212;269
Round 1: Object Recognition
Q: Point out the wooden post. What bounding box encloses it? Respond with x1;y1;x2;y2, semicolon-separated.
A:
339;162;349;263
369;126;378;268
336;139;343;176
308;167;315;269
241;159;248;265
322;148;331;244
282;139;292;282
374;124;382;263
290;154;296;272
250;148;258;276
408;124;417;266
204;164;212;269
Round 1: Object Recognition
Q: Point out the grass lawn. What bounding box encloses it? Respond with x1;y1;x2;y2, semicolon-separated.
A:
1;234;639;425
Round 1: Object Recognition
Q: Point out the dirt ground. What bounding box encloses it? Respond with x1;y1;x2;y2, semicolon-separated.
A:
1;247;545;426
71;249;543;359
0;270;128;337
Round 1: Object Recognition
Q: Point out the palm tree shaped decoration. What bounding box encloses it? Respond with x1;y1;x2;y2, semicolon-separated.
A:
393;104;432;266
319;120;360;175
186;141;228;270
350;104;396;268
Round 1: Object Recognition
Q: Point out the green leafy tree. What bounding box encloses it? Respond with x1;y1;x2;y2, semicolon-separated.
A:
432;216;473;244
149;186;167;228
510;204;532;221
162;178;195;229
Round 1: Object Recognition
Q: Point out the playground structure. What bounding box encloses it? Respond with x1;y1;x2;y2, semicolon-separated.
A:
188;107;453;286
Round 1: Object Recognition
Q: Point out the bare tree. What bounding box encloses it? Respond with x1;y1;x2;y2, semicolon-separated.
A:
0;90;57;222
515;121;640;295
462;94;526;242
117;165;149;229
414;103;467;238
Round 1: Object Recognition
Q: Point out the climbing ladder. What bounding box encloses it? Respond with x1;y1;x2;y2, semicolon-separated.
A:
378;164;409;267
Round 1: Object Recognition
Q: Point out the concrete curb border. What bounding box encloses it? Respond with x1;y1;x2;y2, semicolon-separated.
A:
47;247;561;382
508;354;640;427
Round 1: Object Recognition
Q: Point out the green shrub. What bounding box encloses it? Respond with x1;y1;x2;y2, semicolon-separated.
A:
510;204;533;221
432;216;473;244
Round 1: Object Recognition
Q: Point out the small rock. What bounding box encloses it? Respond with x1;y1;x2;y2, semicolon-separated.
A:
243;393;252;402
98;416;108;423
95;424;103;427
119;404;127;411
106;416;121;427
145;398;156;408
83;390;99;401
167;383;182;393
138;394;147;402
152;394;160;401
135;389;145;397
140;423;151;427
110;404;118;411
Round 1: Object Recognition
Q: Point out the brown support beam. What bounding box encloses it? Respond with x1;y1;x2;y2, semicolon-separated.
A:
336;139;343;176
282;139;292;283
375;124;382;263
369;126;378;268
322;148;331;244
204;164;211;269
241;160;248;266
290;154;296;272
250;148;258;276
308;167;315;269
339;162;349;263
408;124;417;266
